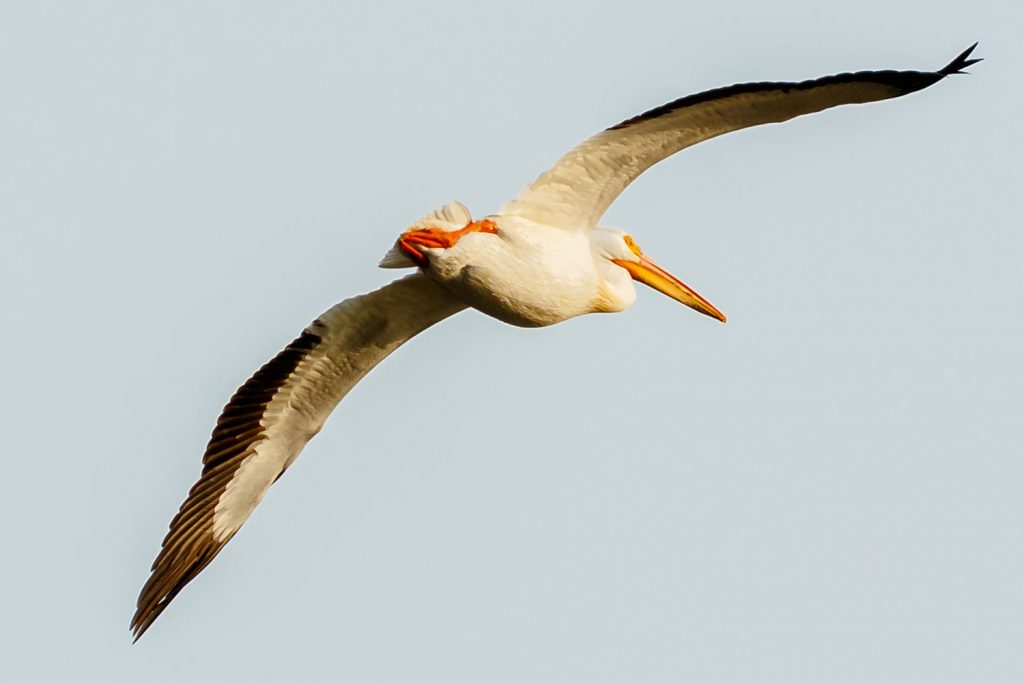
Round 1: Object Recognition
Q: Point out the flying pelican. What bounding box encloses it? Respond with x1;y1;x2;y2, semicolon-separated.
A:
132;44;980;639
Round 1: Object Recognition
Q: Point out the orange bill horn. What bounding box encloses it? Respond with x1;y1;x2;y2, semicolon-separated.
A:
612;255;726;323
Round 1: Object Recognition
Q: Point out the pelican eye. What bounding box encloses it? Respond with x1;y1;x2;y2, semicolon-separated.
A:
623;235;643;258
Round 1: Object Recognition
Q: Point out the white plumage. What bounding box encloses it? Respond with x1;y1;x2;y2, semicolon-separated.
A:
132;44;979;639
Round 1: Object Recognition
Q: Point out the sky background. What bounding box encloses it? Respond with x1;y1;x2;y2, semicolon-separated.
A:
2;1;1021;681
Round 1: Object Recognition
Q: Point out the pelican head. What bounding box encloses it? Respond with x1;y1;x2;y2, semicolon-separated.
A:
591;228;726;322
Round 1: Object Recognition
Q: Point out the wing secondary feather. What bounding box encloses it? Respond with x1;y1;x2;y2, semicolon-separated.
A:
131;273;465;639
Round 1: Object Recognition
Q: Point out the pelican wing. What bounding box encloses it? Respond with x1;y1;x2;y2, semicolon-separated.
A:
131;273;466;640
500;44;980;232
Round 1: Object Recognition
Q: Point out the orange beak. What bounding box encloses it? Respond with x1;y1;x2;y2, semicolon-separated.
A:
612;256;726;323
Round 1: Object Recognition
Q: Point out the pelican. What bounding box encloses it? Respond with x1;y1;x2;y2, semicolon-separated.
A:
132;44;980;639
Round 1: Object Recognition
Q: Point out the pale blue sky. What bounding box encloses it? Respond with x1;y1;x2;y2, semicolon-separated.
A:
2;1;1021;681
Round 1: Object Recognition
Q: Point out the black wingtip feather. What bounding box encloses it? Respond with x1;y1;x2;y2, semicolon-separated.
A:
605;44;982;133
939;42;983;76
130;328;324;642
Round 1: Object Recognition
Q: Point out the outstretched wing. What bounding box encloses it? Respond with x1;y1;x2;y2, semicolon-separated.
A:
499;44;981;232
131;273;466;640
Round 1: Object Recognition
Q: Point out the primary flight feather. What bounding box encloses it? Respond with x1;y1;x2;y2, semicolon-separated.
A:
132;44;980;639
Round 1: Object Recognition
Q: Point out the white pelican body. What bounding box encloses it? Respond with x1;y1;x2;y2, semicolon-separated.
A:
410;216;634;327
131;45;980;639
